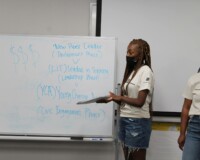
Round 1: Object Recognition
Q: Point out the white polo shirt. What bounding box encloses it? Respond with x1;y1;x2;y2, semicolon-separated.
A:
120;65;154;118
182;73;200;116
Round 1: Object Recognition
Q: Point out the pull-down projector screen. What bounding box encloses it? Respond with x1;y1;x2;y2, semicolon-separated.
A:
101;0;200;112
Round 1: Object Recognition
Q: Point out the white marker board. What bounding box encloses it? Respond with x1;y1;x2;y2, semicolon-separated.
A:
0;35;116;138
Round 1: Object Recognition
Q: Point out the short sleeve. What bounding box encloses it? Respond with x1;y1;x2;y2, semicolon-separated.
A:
182;77;193;100
139;66;154;92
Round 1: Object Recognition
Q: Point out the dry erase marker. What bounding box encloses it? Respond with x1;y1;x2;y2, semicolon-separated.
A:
91;138;103;141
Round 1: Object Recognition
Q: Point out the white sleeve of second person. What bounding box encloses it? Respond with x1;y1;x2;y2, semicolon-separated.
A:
182;77;193;100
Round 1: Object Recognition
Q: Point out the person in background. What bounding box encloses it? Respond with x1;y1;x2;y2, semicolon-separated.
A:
97;39;154;160
178;70;200;160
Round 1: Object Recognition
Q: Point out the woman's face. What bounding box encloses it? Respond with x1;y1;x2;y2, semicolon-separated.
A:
127;44;140;58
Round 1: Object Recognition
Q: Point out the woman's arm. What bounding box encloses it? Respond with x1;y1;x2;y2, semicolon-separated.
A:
108;89;149;108
177;98;192;150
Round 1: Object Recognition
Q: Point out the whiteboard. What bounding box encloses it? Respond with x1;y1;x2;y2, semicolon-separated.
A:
0;35;116;138
101;0;200;112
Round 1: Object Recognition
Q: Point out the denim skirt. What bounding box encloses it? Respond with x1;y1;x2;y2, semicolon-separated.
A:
118;117;152;149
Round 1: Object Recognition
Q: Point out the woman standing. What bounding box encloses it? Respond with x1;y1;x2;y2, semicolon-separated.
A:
98;39;154;160
178;71;200;160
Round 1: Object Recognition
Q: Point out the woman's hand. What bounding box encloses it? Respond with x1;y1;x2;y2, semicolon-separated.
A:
96;96;111;103
96;92;121;105
178;134;185;150
108;91;121;104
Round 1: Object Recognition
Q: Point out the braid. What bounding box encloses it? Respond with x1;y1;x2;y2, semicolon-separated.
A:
136;39;151;69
